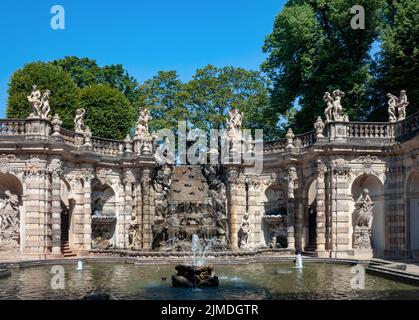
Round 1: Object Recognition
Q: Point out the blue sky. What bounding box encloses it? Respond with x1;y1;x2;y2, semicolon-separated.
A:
0;0;285;117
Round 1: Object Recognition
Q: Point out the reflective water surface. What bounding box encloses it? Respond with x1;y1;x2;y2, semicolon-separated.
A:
0;262;418;300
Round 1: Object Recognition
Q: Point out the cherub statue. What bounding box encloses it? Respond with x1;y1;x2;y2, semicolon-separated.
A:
74;108;86;133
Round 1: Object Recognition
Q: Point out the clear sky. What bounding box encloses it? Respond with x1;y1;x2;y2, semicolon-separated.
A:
0;0;285;117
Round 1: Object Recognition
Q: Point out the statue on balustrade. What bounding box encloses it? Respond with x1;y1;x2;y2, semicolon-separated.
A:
323;89;347;122
387;93;398;122
227;109;243;138
0;190;20;247
387;90;409;122
27;85;51;119
74;108;86;133
136;108;152;136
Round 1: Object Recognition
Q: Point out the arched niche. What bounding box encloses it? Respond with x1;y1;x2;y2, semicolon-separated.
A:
261;183;287;248
304;178;317;251
0;173;23;251
406;171;419;253
91;179;117;216
351;174;384;254
263;184;287;216
60;177;76;249
91;178;117;249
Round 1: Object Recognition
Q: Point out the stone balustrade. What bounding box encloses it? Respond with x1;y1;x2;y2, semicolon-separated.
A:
1;111;419;156
395;111;419;142
0;119;26;136
91;137;124;156
347;122;395;139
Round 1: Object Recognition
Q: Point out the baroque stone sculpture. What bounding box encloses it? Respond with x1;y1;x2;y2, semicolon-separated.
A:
27;85;51;119
0;190;20;248
135;108;154;155
355;188;374;228
354;189;375;250
74;108;86;133
314;116;325;137
227;108;243;139
238;213;251;249
387;90;409;122
323;89;347;122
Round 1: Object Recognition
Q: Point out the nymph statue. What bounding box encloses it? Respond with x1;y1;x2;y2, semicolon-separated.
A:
136;108;152;136
355;188;374;228
27;85;42;118
238;214;251;249
386;93;398;122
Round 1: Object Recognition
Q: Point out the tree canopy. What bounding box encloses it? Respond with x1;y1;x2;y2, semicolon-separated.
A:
6;62;79;129
78;85;135;140
262;0;385;133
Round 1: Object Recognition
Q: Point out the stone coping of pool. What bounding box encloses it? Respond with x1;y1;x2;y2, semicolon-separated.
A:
1;255;419;285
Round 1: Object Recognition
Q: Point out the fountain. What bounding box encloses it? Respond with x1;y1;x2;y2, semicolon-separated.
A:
295;253;303;269
171;234;219;288
76;261;84;271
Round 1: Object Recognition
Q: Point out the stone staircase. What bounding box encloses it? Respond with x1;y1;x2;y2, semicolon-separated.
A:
61;213;77;258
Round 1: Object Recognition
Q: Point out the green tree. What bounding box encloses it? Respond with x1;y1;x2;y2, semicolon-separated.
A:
53;56;139;104
185;65;277;138
6;62;79;129
137;71;189;132
78;85;135;140
369;0;419;120
262;0;384;133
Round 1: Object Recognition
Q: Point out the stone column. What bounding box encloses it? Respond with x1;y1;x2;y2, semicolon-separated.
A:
23;174;42;253
49;159;63;254
122;171;135;249
141;169;153;249
315;161;327;256
227;167;246;250
72;178;84;250
247;179;262;248
286;167;297;252
330;158;351;257
82;171;93;251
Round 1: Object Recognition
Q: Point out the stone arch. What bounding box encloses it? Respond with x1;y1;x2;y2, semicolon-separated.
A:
351;174;385;255
0;172;24;251
406;171;419;255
